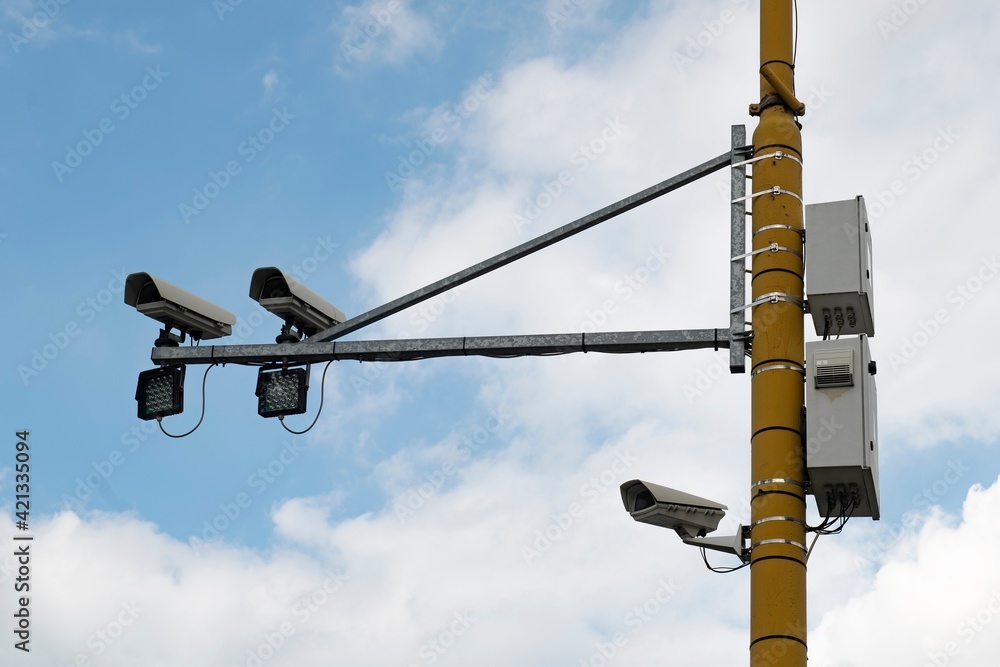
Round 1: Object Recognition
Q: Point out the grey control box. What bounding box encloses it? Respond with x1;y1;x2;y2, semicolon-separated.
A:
806;335;879;519
805;197;875;337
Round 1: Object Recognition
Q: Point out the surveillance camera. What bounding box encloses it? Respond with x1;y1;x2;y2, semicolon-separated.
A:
620;479;727;539
249;267;346;338
124;272;236;341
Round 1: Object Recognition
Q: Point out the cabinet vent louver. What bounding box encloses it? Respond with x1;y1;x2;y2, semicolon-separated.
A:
814;348;854;388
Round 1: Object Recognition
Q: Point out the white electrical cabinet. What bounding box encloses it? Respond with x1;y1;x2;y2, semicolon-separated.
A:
805;197;875;337
806;335;880;519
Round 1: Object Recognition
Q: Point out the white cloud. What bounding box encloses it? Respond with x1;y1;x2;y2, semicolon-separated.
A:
334;0;442;70
116;29;162;56
347;0;1000;449
810;477;1000;666
12;2;1000;665
542;0;614;33
9;460;998;665
262;68;280;95
2;0;98;51
0;510;347;666
327;1;1000;659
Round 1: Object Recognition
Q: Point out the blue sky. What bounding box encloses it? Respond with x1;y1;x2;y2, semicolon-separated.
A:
3;1;1000;666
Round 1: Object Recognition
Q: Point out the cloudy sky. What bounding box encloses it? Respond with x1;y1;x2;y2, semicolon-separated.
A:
2;0;1000;665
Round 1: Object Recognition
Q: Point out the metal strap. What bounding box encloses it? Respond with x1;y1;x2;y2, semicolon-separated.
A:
751;478;807;491
730;292;804;313
732;186;804;206
753;224;804;238
752;538;807;552
731;242;802;262
750;516;807;529
751;363;806;378
731;150;804;169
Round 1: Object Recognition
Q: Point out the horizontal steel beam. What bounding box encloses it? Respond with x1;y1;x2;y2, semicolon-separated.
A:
151;328;732;366
308;150;735;343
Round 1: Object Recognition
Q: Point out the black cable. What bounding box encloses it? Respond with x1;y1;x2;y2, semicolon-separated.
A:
811;505;845;534
793;0;799;67
805;496;859;561
158;364;216;439
807;491;844;532
279;360;334;435
701;547;750;574
806;495;859;535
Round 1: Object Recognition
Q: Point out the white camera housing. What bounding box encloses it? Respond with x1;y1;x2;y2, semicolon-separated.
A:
249;267;346;337
620;479;728;538
124;272;235;341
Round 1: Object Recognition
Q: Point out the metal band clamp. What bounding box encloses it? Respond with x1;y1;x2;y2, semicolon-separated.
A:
751;478;808;491
753;224;804;239
731;242;803;262
750;516;807;529
732;186;804;206
730;292;804;313
751;538;807;552
751;363;806;378
731;150;804;169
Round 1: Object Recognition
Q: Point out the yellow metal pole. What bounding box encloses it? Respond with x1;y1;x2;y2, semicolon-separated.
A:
749;1;807;666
